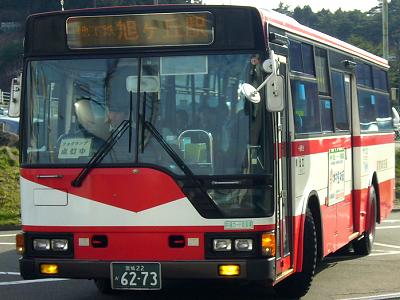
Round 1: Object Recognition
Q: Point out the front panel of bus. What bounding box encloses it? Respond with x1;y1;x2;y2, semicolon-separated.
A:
18;6;280;284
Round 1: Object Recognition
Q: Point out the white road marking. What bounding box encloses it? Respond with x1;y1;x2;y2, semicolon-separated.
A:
0;272;20;275
369;251;400;257
0;234;16;237
0;243;15;245
0;278;69;286
339;291;400;300
382;219;400;223
374;242;400;249
376;225;400;230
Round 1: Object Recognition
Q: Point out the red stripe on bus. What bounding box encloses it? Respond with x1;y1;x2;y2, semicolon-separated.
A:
291;134;394;157
21;168;186;213
352;134;395;147
73;232;205;260
291;136;351;157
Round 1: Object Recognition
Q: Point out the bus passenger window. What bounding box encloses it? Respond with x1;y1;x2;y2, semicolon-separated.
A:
320;99;333;132
359;91;378;132
291;80;320;134
331;71;349;131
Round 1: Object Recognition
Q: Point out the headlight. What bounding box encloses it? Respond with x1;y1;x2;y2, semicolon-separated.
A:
51;239;69;251
213;239;232;251
33;239;50;251
234;239;253;251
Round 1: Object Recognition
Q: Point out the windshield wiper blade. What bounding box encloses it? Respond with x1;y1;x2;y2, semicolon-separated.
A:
143;121;220;211
71;120;130;187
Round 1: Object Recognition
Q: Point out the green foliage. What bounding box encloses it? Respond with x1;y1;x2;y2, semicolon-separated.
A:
0;147;20;226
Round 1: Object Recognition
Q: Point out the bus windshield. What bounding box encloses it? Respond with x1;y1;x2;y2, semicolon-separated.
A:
24;53;273;177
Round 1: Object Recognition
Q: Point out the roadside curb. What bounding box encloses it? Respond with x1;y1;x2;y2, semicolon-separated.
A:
0;225;21;231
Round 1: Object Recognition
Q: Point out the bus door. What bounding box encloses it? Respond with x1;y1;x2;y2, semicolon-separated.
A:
274;55;292;277
334;72;354;248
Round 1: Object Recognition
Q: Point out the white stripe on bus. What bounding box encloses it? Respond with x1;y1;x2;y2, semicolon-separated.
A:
0;243;16;245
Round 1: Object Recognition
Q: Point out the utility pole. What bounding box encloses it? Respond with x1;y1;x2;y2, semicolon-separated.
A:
382;0;389;60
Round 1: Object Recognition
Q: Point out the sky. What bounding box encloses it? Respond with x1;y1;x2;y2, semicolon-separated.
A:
202;0;382;12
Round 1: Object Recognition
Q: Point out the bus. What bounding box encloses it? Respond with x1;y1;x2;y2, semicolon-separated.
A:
14;4;395;298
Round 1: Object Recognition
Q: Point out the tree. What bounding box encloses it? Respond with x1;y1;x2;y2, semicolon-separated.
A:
274;2;292;16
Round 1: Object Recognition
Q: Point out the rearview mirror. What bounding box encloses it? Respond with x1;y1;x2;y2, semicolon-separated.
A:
8;75;21;117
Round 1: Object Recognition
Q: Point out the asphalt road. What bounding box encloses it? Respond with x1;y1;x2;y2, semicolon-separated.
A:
1;211;400;300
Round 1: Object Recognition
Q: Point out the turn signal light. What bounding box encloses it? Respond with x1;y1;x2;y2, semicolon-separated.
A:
218;264;240;276
40;264;59;275
261;232;276;256
15;232;25;254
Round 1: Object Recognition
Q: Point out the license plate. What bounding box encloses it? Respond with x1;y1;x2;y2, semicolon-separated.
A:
111;262;161;290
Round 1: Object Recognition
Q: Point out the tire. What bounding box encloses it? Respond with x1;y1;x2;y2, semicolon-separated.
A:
274;208;317;298
94;278;114;294
353;185;377;255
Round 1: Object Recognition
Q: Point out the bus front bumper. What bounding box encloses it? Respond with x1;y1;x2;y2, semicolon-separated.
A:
19;257;276;282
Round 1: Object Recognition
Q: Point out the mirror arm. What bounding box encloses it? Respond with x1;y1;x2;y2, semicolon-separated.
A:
252;49;278;94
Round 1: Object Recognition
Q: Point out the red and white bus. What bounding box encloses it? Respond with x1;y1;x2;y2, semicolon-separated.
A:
14;5;395;298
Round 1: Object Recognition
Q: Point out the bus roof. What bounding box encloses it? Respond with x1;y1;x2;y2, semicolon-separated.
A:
258;8;389;69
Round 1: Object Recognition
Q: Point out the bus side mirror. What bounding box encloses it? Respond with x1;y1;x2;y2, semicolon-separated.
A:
265;75;284;112
8;75;21;118
241;50;285;112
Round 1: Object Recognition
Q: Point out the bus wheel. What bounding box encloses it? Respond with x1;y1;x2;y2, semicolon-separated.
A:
353;186;377;256
94;278;113;294
274;208;317;298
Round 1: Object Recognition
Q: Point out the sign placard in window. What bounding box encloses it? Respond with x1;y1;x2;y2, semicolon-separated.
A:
66;12;214;49
58;138;92;159
327;148;345;206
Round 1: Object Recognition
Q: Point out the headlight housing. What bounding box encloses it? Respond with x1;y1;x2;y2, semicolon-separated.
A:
234;239;253;251
33;239;50;251
213;239;232;251
51;239;69;251
27;233;73;258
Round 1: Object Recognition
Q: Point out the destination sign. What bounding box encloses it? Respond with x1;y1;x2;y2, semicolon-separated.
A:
66;12;214;49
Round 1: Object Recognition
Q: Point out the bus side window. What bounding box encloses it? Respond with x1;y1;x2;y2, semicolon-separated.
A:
291;80;320;134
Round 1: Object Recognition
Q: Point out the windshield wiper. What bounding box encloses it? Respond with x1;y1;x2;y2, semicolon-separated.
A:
143;121;220;212
71;120;130;187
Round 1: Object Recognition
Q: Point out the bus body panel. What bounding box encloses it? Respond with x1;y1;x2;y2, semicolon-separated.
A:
17;5;395;295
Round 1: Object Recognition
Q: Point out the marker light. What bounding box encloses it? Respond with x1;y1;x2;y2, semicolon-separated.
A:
51;239;69;251
261;232;276;256
213;239;232;251
40;264;59;275
15;233;25;254
218;265;240;276
234;239;253;251
33;239;50;251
